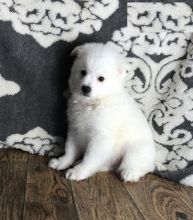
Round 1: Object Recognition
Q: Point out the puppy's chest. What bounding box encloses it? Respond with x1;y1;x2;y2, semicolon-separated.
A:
68;102;100;134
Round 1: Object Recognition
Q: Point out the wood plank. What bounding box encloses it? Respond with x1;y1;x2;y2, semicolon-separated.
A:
162;177;193;211
71;172;145;220
25;154;79;219
0;148;28;162
23;203;79;220
0;162;28;220
26;155;74;203
123;174;193;220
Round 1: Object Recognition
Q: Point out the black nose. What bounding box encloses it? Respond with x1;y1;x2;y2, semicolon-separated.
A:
81;85;91;95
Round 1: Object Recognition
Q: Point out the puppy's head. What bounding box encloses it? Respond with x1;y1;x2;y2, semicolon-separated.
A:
69;43;128;100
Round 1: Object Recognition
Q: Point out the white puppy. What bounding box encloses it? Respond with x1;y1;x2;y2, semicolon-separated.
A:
49;43;155;182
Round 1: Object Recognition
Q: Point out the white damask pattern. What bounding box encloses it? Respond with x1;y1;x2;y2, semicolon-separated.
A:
180;174;193;186
110;3;193;176
127;2;193;32
0;0;119;47
0;74;20;97
5;127;64;155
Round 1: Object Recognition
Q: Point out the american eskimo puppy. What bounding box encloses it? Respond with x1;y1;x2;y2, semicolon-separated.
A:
49;43;155;182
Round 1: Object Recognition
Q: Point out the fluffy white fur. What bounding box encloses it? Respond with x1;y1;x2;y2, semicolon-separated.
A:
49;43;155;182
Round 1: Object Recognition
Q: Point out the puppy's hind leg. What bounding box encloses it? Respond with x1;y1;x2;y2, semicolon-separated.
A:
49;133;80;171
119;142;155;182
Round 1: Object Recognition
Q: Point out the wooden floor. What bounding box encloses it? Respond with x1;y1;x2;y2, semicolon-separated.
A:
0;149;193;220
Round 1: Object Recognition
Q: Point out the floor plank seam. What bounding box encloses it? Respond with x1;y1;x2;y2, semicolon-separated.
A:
22;154;29;220
69;181;80;220
120;182;150;220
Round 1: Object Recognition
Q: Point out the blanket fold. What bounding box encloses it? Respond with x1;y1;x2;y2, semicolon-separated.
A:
0;0;193;186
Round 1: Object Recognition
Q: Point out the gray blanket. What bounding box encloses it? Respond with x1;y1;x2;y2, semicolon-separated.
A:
0;0;193;186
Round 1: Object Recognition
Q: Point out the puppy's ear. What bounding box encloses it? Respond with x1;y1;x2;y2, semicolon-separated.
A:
71;43;101;57
71;45;84;57
71;43;91;57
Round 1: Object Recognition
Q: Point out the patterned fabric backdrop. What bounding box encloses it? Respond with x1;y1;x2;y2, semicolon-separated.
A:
0;1;193;186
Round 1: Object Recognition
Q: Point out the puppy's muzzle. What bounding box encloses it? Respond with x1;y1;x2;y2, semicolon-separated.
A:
81;85;91;96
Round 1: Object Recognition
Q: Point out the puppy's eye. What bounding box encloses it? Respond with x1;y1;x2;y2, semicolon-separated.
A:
81;70;87;77
98;76;105;82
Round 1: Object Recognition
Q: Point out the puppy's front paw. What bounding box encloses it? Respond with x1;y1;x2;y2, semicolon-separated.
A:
49;158;60;170
49;158;67;170
121;170;144;182
49;156;73;170
66;166;89;181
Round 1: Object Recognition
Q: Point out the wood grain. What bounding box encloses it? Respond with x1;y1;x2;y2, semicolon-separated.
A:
1;149;193;220
123;174;193;220
0;162;28;220
71;172;145;220
0;148;28;162
23;203;79;220
163;177;193;212
26;155;75;204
